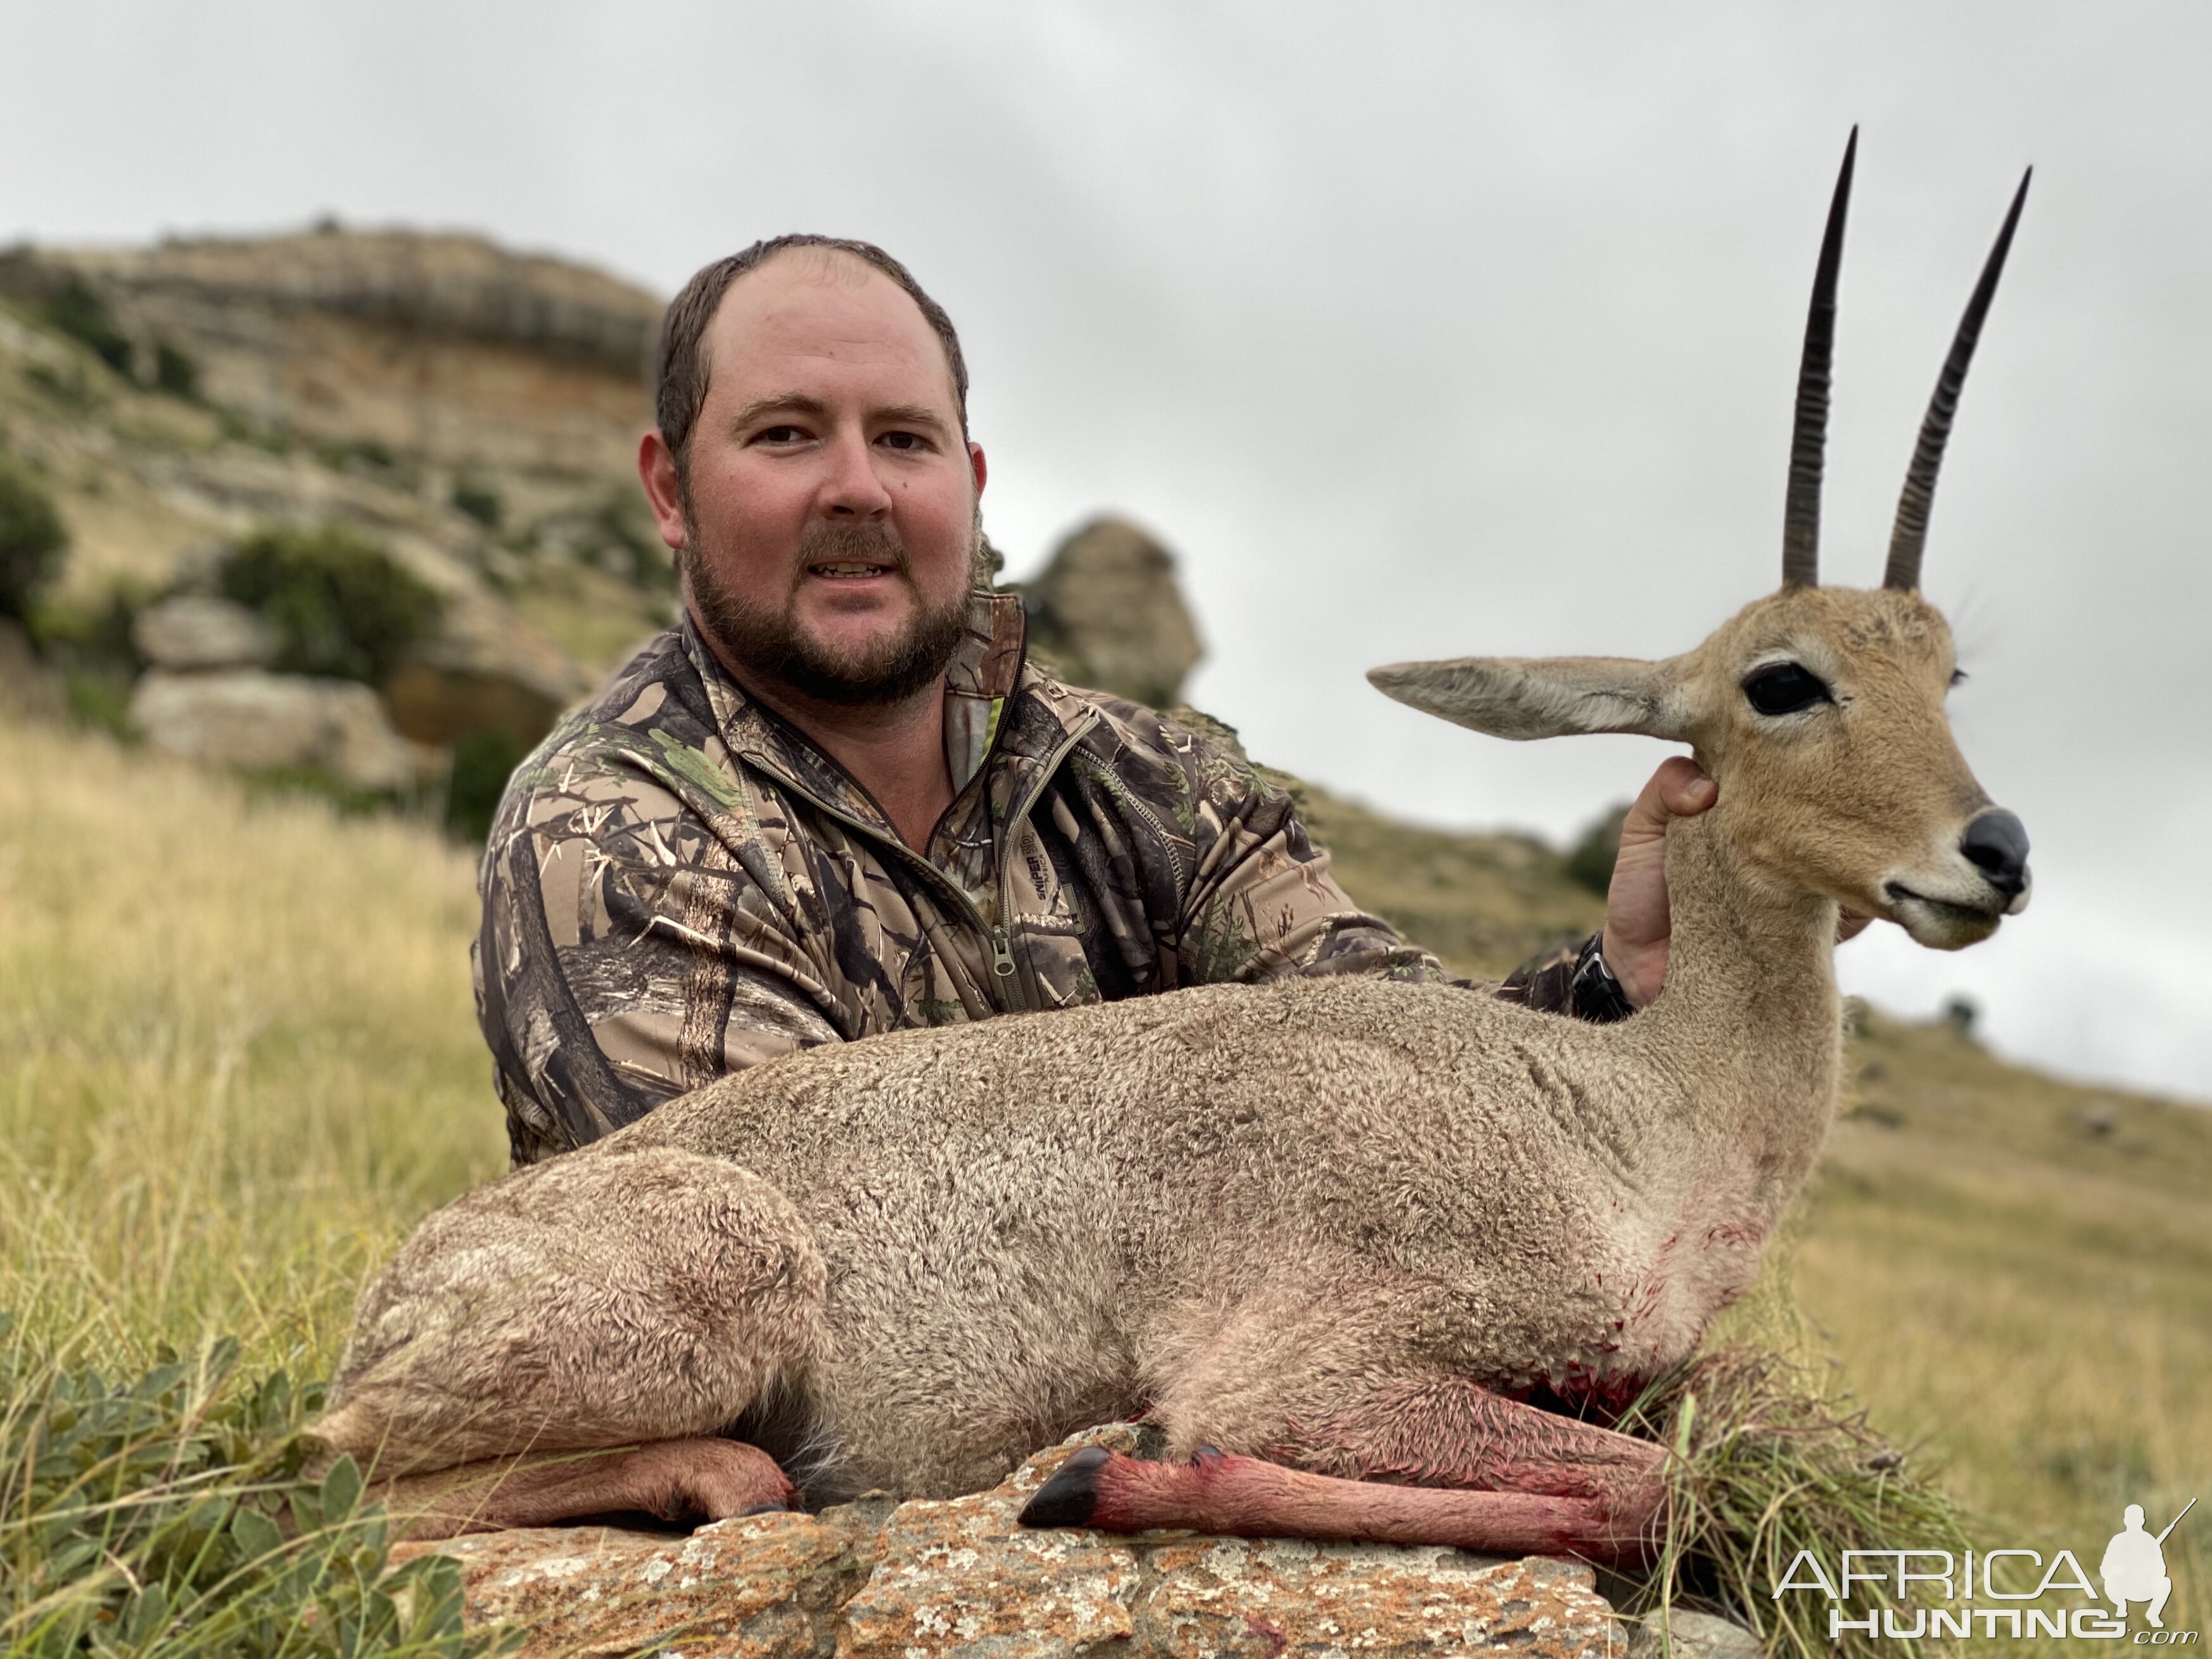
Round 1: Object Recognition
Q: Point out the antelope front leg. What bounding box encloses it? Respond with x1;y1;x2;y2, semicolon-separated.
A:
1265;1374;1668;1505
1026;1278;1669;1565
1022;1378;1665;1565
1021;1446;1653;1565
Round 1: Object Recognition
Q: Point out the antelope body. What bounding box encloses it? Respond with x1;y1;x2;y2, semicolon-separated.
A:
317;137;2035;1559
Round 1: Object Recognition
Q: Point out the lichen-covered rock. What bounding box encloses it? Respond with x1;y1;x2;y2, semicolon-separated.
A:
390;1509;871;1659
393;1427;1627;1659
1136;1539;1618;1658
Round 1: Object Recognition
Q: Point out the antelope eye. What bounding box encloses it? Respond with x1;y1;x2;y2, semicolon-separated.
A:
1742;661;1833;716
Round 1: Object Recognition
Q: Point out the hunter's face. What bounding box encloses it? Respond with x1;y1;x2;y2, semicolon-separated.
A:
656;248;986;704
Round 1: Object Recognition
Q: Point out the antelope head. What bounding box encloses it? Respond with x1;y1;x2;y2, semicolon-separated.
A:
1372;133;2033;950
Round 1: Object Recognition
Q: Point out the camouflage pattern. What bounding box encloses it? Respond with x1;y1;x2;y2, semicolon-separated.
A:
477;592;1592;1164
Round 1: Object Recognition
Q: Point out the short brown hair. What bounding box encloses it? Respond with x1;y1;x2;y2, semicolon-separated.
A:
653;236;970;478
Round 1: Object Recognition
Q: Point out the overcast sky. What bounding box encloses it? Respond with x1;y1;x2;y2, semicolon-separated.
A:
4;0;2206;1101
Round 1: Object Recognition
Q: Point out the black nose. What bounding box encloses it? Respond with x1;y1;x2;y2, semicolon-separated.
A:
1961;810;2031;899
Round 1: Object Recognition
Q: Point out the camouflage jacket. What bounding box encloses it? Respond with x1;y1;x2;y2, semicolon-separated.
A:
476;593;1615;1165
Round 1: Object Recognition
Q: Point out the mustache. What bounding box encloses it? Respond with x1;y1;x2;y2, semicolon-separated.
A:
792;519;910;579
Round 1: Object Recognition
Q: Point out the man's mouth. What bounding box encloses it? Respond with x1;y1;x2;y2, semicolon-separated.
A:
807;561;897;580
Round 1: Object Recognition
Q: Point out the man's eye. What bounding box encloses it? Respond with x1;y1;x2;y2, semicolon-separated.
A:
877;430;928;452
1741;661;1833;716
754;425;807;444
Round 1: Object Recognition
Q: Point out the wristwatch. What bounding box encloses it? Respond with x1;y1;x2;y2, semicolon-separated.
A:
1569;933;1637;1024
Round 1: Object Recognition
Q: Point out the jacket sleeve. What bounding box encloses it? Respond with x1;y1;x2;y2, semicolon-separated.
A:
1157;710;1630;1022
474;747;845;1166
1496;931;1636;1022
1151;711;1451;988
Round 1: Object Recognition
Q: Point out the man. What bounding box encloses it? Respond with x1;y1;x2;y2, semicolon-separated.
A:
476;234;1715;1166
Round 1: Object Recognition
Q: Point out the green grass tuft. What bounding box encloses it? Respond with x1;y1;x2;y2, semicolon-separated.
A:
1615;1342;1974;1658
0;1316;504;1658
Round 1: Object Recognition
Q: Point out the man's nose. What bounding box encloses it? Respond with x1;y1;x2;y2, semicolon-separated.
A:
822;430;893;517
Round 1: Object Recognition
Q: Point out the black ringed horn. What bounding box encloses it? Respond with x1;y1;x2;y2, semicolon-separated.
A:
1783;128;1858;590
1885;167;2032;592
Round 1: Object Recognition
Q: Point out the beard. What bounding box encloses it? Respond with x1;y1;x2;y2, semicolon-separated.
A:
682;517;976;707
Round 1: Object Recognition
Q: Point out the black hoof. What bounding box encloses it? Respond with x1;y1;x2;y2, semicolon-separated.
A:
738;1501;791;1516
1019;1445;1110;1528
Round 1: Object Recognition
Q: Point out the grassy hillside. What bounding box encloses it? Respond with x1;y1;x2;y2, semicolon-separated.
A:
1;711;2203;1647
0;718;504;1378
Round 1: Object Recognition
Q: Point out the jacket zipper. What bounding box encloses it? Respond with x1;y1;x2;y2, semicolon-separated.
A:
741;704;1099;1017
993;711;1101;1010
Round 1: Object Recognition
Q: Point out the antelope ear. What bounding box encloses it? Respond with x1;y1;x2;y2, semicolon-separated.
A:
1366;656;1688;742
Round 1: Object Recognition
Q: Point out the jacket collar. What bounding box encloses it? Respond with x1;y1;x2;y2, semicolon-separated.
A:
680;591;1100;843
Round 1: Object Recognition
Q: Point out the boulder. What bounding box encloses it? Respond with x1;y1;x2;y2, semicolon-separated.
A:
390;1510;875;1659
1019;518;1204;709
1626;1608;1761;1658
130;595;276;670
393;1427;1627;1658
382;587;592;749
130;669;424;791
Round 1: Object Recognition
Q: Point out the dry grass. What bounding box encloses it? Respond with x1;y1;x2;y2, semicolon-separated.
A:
0;716;505;1382
1783;1015;2212;1647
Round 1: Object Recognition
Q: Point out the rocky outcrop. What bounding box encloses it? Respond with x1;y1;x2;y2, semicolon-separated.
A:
130;670;426;792
125;590;435;790
0;232;659;491
393;1428;1629;1659
383;585;592;749
130;595;275;670
1018;518;1204;709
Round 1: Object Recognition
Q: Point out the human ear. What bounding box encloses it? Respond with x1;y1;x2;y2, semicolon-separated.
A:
637;430;689;552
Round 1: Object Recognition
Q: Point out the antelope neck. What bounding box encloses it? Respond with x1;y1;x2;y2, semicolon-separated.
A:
1637;810;1844;1188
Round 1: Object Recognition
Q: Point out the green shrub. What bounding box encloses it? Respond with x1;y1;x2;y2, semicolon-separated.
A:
0;1317;495;1658
443;728;530;844
39;276;134;376
154;341;201;400
0;457;68;620
64;672;137;741
216;528;443;685
1615;1344;1975;1659
450;481;502;530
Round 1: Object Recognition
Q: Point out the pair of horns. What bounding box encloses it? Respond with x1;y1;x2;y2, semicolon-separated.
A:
1781;128;2031;592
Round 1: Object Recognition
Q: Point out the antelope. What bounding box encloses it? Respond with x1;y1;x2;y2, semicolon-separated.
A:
314;134;2035;1563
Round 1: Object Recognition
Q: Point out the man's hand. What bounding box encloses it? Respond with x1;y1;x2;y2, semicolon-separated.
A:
1601;759;1717;1010
1600;758;1870;1008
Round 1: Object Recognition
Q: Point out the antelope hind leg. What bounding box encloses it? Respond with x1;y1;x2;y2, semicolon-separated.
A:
379;1439;798;1541
311;1145;828;1484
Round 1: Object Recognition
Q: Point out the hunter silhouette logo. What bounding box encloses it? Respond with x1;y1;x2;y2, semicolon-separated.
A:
2104;1499;2194;1632
1770;1496;2198;1643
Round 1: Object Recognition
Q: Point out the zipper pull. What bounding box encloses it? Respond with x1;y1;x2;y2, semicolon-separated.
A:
989;926;1018;982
